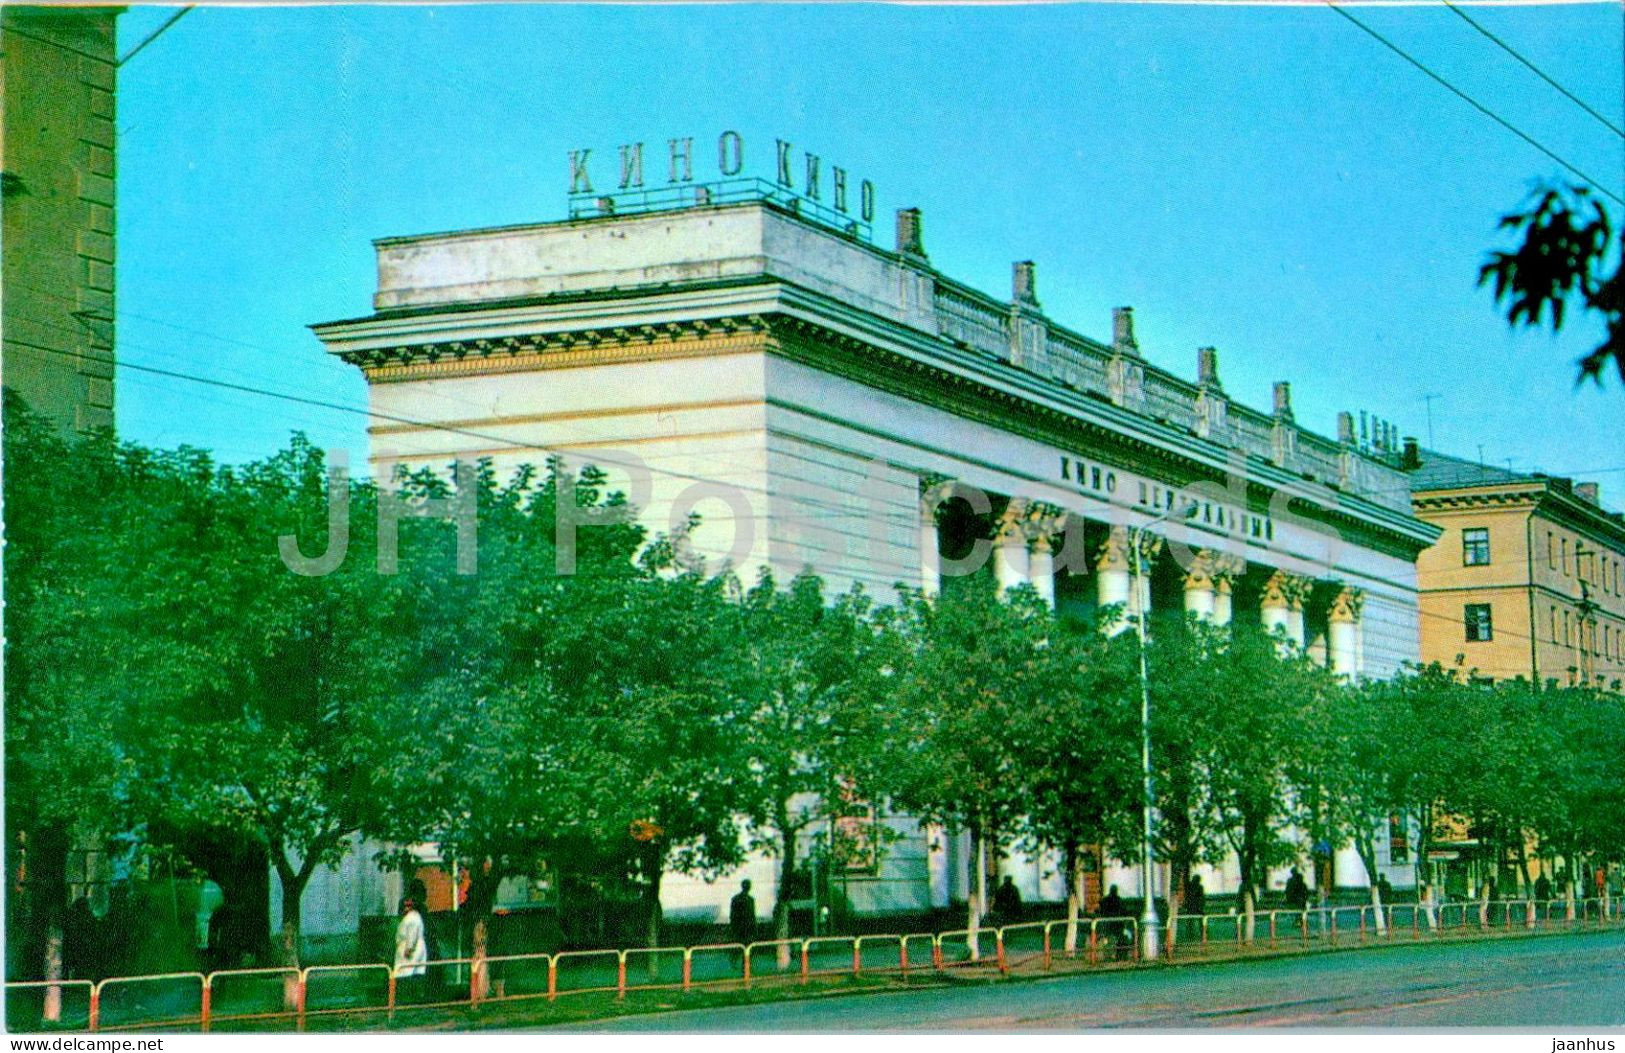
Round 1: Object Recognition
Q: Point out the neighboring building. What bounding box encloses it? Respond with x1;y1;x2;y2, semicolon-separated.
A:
302;185;1441;943
1;5;120;434
1408;446;1625;690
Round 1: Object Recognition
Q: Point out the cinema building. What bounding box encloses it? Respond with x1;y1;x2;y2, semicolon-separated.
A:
307;187;1440;938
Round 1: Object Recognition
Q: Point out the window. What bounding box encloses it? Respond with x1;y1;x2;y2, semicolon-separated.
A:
1562;538;1570;575
1462;527;1491;565
1465;603;1493;642
1551;607;1560;643
1388;814;1409;864
1548;531;1555;570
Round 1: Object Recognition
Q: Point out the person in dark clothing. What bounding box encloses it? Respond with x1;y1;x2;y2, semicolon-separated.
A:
1535;874;1553;902
1183;874;1206;918
992;876;1023;924
64;896;98;980
1377;874;1394;904
729;880;756;947
1284;868;1310;911
1098;884;1131;959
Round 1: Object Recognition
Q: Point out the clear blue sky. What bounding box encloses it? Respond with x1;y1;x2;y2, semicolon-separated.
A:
115;3;1623;504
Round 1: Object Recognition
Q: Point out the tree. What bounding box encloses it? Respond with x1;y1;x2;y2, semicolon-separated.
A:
362;459;649;984
1481;181;1623;386
1141;615;1237;947
877;578;1055;958
1196;625;1317;938
1012;615;1139;953
3;395;145;1010
725;571;881;958
122;438;439;978
533;530;748;953
1294;676;1406;932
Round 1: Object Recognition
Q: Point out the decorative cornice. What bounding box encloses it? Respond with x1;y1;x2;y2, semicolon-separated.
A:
341;315;773;381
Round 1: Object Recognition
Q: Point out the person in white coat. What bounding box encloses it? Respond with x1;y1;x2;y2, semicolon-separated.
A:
394;897;428;1003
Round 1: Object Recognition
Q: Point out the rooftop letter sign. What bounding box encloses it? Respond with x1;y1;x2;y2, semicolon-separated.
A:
566;131;876;239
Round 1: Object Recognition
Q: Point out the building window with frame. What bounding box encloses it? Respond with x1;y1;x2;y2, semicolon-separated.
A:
1562;538;1570;575
1462;527;1491;566
1465;603;1493;642
1551;607;1559;643
1548;531;1555;570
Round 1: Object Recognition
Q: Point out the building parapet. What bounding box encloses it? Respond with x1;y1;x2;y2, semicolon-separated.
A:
339;198;1415;515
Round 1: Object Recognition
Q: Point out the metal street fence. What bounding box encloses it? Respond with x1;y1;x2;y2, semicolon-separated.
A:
7;896;1616;1032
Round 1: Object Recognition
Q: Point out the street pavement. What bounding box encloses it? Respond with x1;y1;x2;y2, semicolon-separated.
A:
553;929;1625;1030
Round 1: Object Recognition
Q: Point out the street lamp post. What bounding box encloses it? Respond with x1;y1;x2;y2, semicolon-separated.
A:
1129;502;1197;962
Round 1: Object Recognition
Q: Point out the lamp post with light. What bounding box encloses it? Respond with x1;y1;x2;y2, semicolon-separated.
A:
1129;500;1199;961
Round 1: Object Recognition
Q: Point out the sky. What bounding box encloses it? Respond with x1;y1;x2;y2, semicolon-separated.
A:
113;2;1624;506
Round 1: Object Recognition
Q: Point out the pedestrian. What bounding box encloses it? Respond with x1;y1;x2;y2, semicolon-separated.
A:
1183;874;1205;918
1376;874;1393;905
729;880;757;948
1284;868;1309;911
1099;884;1131;959
1535;874;1552;902
993;875;1023;925
1596;866;1608;901
394;896;428;1004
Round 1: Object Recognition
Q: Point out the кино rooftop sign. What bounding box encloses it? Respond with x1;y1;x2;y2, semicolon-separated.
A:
567;131;877;229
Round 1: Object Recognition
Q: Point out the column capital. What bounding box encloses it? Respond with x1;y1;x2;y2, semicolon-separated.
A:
1329;586;1365;623
1188;549;1245;590
1097;523;1164;573
995;498;1031;543
1262;569;1314;610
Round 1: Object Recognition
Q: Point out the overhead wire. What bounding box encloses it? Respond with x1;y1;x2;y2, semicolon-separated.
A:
1441;0;1625;141
1325;3;1624;207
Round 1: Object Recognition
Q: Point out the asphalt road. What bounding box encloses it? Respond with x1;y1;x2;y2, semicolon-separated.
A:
556;929;1625;1031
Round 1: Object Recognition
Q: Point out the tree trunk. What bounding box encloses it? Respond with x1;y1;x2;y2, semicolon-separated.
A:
774;820;795;970
29;825;69;1023
1566;876;1577;921
1062;844;1081;955
644;858;664;979
1241;886;1256;945
276;867;310;1011
1166;867;1182;954
465;865;501;1002
1354;835;1385;935
966;830;984;961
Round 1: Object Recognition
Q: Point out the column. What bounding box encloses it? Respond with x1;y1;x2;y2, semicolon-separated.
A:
1184;550;1218;620
920;501;942;599
1260;570;1292;638
1262;570;1312;648
1030;534;1056;609
1026;503;1064;611
1096;526;1133;633
1096;524;1162;633
1212;553;1242;627
919;476;947;599
993;499;1031;595
1329;586;1365;678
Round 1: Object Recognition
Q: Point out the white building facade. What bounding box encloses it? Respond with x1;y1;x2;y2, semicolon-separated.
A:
305;197;1437;934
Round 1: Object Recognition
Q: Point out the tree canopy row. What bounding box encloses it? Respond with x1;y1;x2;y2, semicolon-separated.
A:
6;394;1622;984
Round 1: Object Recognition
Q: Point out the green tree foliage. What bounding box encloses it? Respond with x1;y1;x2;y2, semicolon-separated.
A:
1481;181;1623;386
1010;616;1139;951
876;578;1061;956
724;571;882;949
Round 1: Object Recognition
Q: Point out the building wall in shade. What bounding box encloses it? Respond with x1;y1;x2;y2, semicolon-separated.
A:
2;6;119;434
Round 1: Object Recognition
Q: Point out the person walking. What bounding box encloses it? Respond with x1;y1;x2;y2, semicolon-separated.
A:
1284;868;1310;911
1099;884;1131;959
1183;874;1206;918
993;875;1023;925
729;880;757;948
394;897;428;1004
